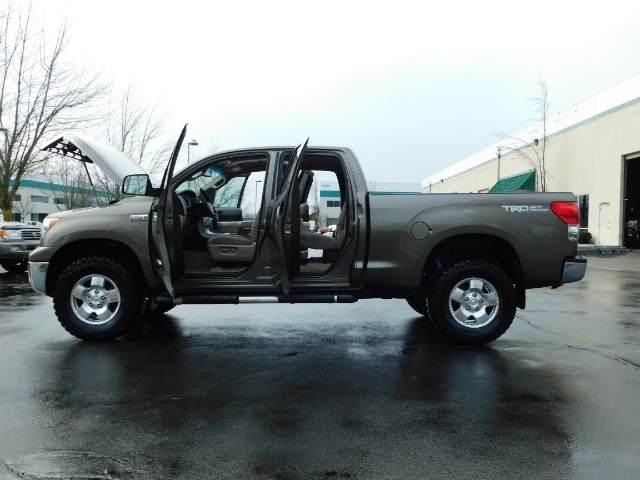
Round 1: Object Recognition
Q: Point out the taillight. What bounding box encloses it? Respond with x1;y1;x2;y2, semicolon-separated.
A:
551;201;580;241
551;201;580;224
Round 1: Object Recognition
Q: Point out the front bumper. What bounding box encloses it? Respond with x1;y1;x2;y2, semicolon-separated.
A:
561;257;587;284
0;240;40;260
28;261;49;294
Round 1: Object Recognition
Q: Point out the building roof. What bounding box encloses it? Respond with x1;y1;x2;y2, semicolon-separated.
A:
422;72;640;188
488;170;535;193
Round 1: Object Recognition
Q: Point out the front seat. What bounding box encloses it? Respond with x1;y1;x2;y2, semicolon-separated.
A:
300;204;346;250
207;213;260;262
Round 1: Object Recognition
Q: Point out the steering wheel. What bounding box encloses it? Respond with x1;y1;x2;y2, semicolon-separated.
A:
199;188;218;229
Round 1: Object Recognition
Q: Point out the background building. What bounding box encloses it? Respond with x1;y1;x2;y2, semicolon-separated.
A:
9;174;68;222
422;73;640;247
9;173;105;222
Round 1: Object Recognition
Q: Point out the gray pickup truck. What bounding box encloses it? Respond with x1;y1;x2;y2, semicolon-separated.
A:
0;221;42;272
28;127;586;344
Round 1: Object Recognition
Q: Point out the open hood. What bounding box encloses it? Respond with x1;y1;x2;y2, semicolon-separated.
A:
42;133;148;185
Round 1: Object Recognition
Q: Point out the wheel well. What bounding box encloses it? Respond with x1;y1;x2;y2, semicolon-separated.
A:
423;234;525;308
45;239;145;296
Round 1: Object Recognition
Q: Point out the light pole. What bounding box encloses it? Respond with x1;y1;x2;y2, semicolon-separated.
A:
187;139;198;164
255;180;263;217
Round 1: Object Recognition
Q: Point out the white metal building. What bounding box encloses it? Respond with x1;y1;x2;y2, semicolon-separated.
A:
9;174;69;222
9;173;106;222
422;73;640;247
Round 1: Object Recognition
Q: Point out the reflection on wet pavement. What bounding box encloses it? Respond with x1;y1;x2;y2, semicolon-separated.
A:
0;273;36;300
0;266;639;479
0;273;43;322
4;451;146;479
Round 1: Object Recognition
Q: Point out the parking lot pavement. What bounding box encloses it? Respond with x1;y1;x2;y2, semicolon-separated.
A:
1;257;639;479
583;249;640;273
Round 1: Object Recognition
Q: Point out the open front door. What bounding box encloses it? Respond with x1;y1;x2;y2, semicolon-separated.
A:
151;125;187;297
272;139;308;294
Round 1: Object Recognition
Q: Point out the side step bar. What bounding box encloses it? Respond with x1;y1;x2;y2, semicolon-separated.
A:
155;294;358;306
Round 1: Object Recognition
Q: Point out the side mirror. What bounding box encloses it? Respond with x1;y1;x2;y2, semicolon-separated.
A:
122;174;151;196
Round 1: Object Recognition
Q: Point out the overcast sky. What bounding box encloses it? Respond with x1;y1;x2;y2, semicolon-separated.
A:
28;0;640;183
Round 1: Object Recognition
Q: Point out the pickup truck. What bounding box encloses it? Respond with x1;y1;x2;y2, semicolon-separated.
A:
0;221;42;272
28;127;586;344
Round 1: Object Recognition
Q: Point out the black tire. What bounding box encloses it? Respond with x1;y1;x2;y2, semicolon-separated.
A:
427;259;516;345
1;260;27;273
53;256;145;341
406;293;429;316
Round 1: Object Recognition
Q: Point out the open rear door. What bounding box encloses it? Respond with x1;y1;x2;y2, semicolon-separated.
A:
272;139;308;294
151;125;187;297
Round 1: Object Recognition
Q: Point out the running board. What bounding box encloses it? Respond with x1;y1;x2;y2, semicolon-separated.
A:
155;294;358;306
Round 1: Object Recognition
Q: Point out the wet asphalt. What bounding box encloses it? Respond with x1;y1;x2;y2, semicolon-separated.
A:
0;256;639;480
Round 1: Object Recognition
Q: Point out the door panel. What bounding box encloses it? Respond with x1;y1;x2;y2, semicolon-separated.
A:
284;181;301;276
152;125;187;297
272;140;308;294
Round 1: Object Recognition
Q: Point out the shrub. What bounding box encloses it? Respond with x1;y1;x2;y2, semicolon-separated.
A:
578;230;592;244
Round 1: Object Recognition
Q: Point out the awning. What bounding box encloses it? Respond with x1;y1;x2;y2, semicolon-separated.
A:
488;170;536;193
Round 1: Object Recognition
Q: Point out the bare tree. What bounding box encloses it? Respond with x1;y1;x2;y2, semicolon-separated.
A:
497;78;551;192
205;137;221;158
0;3;107;220
91;81;172;202
41;158;96;210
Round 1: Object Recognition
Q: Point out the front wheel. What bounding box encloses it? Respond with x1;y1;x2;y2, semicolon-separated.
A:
1;260;27;273
53;256;145;341
427;259;516;345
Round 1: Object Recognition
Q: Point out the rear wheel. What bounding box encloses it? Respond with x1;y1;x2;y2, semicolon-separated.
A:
427;259;516;345
1;260;27;273
53;256;145;341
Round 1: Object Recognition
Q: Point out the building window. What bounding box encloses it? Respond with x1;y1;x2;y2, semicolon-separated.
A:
31;195;49;203
12;213;21;222
576;194;589;228
13;194;21;202
54;197;65;205
326;200;341;208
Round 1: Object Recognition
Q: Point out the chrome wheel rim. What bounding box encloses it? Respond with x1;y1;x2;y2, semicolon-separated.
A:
448;277;499;328
70;274;121;325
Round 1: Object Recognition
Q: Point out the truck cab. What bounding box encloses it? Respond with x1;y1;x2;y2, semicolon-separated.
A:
145;130;368;300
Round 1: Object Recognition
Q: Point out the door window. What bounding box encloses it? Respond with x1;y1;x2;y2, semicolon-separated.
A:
213;176;244;208
213;172;266;217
